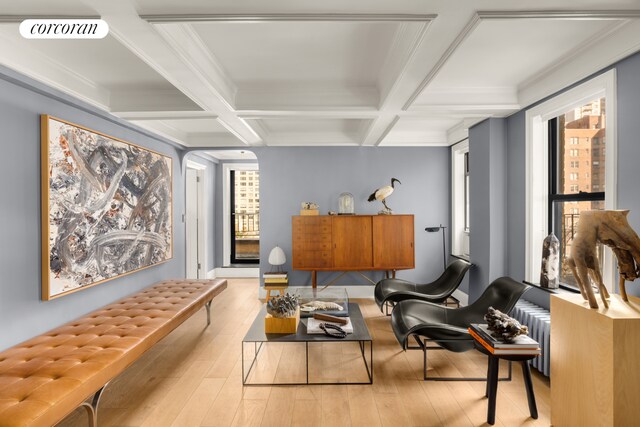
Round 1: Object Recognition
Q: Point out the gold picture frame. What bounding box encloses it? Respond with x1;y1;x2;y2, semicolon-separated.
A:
41;115;173;300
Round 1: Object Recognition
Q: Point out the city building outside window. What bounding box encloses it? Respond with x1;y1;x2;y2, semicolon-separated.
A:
548;96;606;287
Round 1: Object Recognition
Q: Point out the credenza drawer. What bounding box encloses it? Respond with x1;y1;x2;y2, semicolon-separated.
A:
293;224;331;235
294;241;332;252
301;251;332;268
293;233;331;244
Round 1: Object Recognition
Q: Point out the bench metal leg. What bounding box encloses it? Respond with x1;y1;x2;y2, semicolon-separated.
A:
205;300;212;326
80;381;109;427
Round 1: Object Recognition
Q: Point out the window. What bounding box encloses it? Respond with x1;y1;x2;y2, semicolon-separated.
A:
570;137;579;145
525;69;616;286
548;97;607;287
451;139;470;257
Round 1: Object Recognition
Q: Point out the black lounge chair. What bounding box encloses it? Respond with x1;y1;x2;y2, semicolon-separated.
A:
390;276;529;380
374;259;471;314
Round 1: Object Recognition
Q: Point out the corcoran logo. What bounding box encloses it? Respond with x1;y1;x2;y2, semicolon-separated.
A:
19;19;109;39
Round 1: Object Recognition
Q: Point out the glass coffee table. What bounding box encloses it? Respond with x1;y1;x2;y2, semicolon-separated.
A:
242;303;373;385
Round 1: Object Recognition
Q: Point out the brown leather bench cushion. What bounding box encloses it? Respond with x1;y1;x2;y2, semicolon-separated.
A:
0;279;227;427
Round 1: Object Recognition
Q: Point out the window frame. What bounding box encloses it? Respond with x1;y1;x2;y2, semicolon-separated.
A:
525;69;617;287
451;139;470;258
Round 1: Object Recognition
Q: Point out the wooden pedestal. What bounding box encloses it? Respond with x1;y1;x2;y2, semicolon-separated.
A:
264;307;300;334
551;293;640;427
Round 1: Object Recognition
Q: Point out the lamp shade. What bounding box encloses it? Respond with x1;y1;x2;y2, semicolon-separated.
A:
268;246;286;266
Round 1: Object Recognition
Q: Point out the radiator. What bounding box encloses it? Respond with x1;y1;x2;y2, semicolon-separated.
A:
510;300;551;377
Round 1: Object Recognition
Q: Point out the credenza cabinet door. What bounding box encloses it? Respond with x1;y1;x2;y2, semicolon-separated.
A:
332;216;373;268
292;216;332;269
372;215;415;269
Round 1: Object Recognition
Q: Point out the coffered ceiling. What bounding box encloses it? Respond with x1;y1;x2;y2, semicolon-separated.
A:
1;0;639;148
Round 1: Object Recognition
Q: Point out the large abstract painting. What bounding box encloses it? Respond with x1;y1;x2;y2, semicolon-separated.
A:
41;115;172;300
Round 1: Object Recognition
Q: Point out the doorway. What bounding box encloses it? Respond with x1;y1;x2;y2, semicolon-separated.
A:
185;161;206;278
230;169;260;264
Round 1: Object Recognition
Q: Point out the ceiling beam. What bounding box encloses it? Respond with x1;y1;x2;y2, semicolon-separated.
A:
0;15;99;22
141;13;437;23
113;111;217;121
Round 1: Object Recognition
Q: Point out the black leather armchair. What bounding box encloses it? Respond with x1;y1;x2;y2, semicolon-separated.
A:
391;277;529;380
374;259;471;313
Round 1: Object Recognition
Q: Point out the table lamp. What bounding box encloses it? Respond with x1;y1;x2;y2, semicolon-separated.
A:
268;246;286;272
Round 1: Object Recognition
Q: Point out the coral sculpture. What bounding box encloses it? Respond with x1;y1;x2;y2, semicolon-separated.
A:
484;306;529;343
266;293;300;318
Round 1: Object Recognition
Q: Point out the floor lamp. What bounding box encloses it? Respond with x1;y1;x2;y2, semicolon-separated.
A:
425;225;447;271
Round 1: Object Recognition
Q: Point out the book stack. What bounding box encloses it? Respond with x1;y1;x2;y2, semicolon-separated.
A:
263;271;288;286
469;324;541;356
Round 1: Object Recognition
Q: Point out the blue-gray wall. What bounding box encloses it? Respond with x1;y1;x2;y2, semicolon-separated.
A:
249;147;451;287
0;66;189;350
468;119;507;302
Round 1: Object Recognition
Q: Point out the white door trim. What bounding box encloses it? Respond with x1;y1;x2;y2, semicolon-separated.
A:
186;160;208;278
222;163;259;267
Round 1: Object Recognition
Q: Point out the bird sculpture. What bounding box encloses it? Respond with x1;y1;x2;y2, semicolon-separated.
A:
368;178;401;214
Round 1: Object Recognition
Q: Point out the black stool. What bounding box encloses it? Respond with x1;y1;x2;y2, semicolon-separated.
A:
474;342;538;425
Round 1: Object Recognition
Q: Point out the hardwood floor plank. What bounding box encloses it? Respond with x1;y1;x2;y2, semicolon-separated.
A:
291;399;322;427
140;360;211;427
171;378;226;427
200;377;244;427
259;387;296;427
320;385;351;426
347;385;382;427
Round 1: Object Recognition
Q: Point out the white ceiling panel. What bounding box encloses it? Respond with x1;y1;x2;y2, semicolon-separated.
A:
0;29;170;90
418;18;616;96
192;21;398;86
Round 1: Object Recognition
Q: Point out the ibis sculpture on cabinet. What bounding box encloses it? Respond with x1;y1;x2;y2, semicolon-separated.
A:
368;178;401;214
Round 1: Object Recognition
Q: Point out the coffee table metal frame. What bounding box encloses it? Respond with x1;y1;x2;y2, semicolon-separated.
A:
242;303;373;386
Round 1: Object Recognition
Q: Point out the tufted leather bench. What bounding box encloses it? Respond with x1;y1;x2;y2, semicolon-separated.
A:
0;279;227;427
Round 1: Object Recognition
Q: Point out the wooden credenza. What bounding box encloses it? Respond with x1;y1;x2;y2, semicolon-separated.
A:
292;215;415;287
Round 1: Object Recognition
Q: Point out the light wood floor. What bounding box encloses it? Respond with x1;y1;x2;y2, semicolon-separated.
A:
58;279;551;427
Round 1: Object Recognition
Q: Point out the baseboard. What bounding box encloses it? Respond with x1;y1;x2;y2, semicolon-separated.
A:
215;267;259;278
452;289;468;306
258;285;374;300
207;269;216;279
